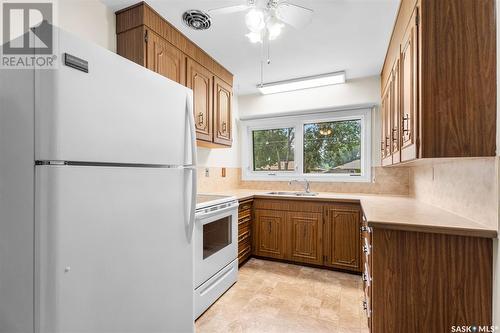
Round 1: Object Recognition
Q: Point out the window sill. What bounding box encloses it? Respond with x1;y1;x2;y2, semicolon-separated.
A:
241;172;372;183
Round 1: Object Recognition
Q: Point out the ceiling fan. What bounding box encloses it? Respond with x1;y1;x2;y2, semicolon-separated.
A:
209;0;314;43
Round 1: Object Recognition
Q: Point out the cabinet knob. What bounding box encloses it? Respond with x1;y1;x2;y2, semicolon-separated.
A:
222;121;227;132
198;112;204;125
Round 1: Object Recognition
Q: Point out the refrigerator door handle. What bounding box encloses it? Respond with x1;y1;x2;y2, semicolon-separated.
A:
185;92;197;241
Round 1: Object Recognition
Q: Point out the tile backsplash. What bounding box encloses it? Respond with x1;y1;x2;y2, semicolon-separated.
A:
409;157;498;228
197;166;409;196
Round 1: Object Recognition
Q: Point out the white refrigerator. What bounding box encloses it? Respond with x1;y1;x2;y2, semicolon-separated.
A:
0;29;197;333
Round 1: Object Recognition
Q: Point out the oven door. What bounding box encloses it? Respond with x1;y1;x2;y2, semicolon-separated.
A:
194;203;238;288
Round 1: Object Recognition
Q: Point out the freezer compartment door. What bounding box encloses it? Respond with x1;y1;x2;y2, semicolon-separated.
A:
35;29;194;165
35;165;194;333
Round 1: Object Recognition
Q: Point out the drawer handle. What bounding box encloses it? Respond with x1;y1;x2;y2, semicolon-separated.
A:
197;112;204;126
402;114;410;133
360;226;371;233
363;245;371;254
362;272;371;285
239;204;251;211
362;300;368;311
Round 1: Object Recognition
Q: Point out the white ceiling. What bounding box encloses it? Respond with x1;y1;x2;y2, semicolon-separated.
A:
101;0;399;95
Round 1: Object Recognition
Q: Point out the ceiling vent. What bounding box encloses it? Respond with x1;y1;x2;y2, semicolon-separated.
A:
182;10;212;30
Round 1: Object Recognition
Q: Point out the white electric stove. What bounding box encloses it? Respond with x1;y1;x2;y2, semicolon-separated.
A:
194;194;239;318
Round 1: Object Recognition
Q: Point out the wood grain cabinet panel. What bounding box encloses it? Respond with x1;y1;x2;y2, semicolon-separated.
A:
324;205;361;272
399;8;418;162
238;199;253;265
253;199;361;273
145;30;185;85
213;77;232;146
286;212;322;265
254;209;286;259
186;58;213;142
391;57;401;164
370;229;492;332
115;2;234;148
380;0;496;164
381;78;393;166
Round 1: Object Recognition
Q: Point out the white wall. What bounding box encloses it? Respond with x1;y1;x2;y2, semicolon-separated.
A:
58;0;116;52
238;76;382;167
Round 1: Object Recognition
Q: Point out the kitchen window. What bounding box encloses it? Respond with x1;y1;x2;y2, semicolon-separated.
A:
241;108;372;182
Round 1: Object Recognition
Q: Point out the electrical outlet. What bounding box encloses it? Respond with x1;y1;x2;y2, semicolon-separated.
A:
205;168;209;177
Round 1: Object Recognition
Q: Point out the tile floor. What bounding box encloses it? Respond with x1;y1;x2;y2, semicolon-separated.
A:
195;258;369;333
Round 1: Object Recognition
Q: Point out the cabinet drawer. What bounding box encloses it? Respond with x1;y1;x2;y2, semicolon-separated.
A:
238;243;251;264
239;201;253;212
238;213;251;224
238;227;251;244
238;219;251;234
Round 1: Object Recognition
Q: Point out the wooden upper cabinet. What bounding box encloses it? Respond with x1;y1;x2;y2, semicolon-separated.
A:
286;212;322;265
380;0;496;164
391;57;401;164
145;30;185;85
115;2;234;148
399;8;418;162
381;78;393;166
324;205;361;272
254;209;286;259
213;77;232;146
186;58;213;142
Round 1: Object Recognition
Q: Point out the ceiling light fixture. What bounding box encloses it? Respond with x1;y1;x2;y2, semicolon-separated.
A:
267;18;284;40
245;9;265;32
257;71;346;95
246;31;263;43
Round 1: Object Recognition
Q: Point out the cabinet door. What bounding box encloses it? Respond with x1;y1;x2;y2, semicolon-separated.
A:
324;205;361;272
286;211;322;265
381;77;393;166
186;58;213;142
400;8;419;162
391;56;401;164
145;30;185;85
254;209;286;259
213;77;232;146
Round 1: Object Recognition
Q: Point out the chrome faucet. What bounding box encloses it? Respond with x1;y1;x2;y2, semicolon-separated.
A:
289;179;311;193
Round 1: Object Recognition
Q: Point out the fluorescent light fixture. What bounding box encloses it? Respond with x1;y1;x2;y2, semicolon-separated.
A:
257;71;346;95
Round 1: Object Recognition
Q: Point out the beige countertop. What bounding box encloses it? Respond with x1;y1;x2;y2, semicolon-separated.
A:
204;189;498;238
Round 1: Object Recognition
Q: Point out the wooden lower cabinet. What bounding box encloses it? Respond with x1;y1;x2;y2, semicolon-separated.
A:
362;223;493;332
287;212;322;265
254;209;286;260
237;199;253;265
324;205;361;271
252;199;361;273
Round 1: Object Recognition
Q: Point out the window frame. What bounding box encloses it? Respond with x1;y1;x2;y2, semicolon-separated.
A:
241;108;372;182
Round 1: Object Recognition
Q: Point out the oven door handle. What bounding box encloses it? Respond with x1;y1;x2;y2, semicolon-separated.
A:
196;203;239;223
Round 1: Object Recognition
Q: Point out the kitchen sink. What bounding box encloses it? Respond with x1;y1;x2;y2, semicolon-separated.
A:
266;191;318;197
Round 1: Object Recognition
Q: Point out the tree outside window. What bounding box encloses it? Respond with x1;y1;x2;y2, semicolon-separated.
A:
303;120;361;174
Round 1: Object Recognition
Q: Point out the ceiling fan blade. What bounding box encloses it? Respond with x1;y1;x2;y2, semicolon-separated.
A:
208;4;250;15
276;2;314;29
